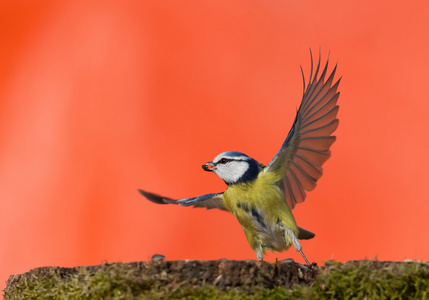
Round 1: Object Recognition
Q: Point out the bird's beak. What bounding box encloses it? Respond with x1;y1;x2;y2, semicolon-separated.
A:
202;162;215;172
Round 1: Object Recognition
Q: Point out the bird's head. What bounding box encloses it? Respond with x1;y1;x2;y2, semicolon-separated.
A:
202;151;262;185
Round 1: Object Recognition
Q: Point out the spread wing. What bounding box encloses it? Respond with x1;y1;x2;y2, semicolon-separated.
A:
138;189;227;211
265;51;341;210
139;189;315;239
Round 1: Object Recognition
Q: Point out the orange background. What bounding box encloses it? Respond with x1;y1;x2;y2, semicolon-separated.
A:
1;0;429;292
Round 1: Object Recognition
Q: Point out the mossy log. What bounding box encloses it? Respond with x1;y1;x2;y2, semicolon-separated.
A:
4;260;429;299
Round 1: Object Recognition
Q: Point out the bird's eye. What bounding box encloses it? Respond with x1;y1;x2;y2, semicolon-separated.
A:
219;158;229;164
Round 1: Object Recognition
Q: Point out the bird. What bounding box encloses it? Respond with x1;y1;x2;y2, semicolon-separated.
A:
139;51;341;265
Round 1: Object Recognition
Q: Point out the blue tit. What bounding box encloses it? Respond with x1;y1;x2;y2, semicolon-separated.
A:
139;51;341;265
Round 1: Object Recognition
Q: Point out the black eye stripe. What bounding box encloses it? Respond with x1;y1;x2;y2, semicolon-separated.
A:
215;158;247;165
219;158;231;164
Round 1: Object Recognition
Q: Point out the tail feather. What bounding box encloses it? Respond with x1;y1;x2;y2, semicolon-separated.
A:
297;227;315;240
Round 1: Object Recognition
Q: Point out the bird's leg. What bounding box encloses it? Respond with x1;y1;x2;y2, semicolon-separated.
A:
299;249;310;266
284;226;311;266
254;245;264;262
291;238;311;265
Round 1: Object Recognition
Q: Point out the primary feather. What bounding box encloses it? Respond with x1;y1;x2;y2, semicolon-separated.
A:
265;51;341;210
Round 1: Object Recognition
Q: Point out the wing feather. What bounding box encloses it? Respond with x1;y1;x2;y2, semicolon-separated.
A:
139;189;314;240
265;51;341;210
138;189;227;211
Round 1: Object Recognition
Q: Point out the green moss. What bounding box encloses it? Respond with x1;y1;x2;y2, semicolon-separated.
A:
305;260;429;299
4;261;429;300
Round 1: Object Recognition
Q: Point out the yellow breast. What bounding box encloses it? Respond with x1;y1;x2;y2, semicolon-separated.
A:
223;171;298;252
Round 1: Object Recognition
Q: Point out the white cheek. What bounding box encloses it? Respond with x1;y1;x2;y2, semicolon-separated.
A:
214;161;249;183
